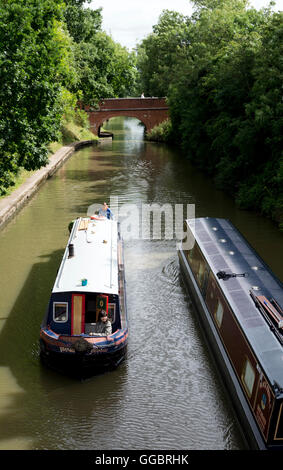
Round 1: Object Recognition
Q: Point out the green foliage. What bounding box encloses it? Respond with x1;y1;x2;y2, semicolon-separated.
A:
0;0;137;195
73;32;137;105
110;44;137;98
146;119;173;143
0;0;74;194
136;1;283;225
64;2;102;43
59;88;91;135
136;10;189;96
65;2;137;105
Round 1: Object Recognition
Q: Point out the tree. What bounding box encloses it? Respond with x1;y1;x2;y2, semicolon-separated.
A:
0;0;75;194
0;0;138;194
64;0;137;104
110;43;137;98
136;0;283;225
64;0;102;43
136;10;189;96
235;11;283;220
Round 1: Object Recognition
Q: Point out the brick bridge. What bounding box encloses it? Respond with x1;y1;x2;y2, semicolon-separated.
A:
82;97;169;136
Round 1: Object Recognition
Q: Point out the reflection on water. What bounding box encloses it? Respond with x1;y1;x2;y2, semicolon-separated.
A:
0;116;281;449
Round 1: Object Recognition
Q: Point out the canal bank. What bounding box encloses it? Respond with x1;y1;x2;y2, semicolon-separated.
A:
0;140;96;230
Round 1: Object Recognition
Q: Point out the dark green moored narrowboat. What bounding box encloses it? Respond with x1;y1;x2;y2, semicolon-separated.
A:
178;217;283;449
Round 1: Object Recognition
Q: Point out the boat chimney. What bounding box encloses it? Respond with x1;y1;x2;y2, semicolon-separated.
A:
68;243;74;258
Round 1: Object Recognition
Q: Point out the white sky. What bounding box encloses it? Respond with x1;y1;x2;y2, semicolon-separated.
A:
90;0;282;50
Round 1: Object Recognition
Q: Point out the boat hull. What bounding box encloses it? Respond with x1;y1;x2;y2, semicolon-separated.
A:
39;334;127;378
178;248;266;450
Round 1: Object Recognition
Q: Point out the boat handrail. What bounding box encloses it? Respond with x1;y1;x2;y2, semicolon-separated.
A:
258;295;283;329
56;217;81;289
106;219;113;289
250;290;283;346
110;219;113;288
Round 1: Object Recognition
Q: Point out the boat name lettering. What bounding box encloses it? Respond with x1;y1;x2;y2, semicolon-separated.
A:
59;346;75;353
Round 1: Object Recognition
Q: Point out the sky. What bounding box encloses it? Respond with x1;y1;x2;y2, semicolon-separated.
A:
90;0;282;50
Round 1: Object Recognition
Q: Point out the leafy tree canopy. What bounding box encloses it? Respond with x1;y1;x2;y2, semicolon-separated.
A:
0;0;74;193
0;0;137;194
136;0;283;225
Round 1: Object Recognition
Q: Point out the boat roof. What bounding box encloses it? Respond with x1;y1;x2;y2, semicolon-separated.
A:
185;217;283;390
52;217;119;296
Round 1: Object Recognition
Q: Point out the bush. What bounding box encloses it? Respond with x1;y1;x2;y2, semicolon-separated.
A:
146;119;173;143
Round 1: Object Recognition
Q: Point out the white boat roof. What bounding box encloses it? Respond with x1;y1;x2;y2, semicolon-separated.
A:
52;217;119;295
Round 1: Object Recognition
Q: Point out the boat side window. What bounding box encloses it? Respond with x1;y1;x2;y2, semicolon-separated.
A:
85;298;96;323
108;304;116;323
198;261;208;289
241;357;256;398
187;243;208;291
53;302;68;323
187;245;195;262
215;300;224;328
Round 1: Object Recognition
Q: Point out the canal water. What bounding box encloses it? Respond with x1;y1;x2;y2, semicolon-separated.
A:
0;117;282;450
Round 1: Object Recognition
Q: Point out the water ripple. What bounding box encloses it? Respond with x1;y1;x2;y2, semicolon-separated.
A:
0;119;246;450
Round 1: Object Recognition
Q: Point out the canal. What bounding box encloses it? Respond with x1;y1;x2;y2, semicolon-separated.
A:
0;117;282;450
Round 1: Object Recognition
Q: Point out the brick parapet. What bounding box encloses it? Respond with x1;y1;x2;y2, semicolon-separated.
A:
82;97;169;135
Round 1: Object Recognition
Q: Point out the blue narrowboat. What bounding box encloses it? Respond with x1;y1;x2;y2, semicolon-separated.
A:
178;217;283;449
40;216;128;377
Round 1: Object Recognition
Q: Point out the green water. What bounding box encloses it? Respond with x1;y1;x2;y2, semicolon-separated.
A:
0;117;281;450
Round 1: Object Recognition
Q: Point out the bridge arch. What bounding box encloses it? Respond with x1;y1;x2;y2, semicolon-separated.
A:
82;98;169;136
95;112;148;135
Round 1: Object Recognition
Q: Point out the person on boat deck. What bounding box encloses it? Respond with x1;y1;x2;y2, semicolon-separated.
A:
98;202;114;220
94;310;112;337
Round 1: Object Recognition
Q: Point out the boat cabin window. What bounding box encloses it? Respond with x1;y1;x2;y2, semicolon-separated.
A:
85;300;115;324
85;296;97;324
108;303;116;324
215;300;224;328
84;294;118;335
53;302;68;323
241;358;255;398
187;243;209;292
